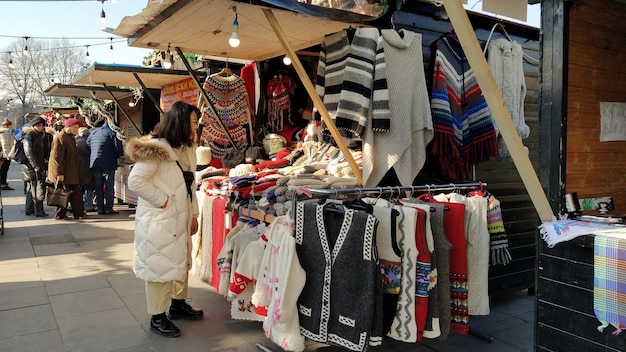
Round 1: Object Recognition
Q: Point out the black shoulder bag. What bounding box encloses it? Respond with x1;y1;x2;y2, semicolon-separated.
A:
176;161;195;201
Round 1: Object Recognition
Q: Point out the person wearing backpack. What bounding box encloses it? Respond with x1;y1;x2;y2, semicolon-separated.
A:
0;118;16;190
21;116;49;217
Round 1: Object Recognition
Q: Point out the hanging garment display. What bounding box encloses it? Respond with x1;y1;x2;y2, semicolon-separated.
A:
266;75;295;132
430;32;499;181
487;38;530;156
362;28;433;187
200;74;254;159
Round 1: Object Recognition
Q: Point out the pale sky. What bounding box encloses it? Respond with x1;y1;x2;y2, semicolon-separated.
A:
0;1;540;66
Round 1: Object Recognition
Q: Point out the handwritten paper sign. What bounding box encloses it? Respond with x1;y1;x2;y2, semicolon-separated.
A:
600;102;626;141
160;77;199;112
483;0;527;22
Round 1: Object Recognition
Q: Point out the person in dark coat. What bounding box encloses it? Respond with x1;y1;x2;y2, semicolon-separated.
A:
87;120;124;215
76;127;96;212
21;117;48;217
48;118;84;220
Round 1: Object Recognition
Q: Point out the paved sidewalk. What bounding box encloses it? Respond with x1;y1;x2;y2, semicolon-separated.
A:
0;162;534;352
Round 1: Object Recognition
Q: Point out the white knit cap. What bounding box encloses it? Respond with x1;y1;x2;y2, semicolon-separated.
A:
228;163;256;177
196;146;213;165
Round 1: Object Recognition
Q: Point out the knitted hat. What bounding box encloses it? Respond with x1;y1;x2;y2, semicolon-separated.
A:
196;146;213;166
29;116;46;127
245;146;265;164
64;118;80;127
228;163;256;177
222;149;245;168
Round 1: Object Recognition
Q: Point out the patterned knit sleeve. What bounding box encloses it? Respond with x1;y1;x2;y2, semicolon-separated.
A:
315;37;328;103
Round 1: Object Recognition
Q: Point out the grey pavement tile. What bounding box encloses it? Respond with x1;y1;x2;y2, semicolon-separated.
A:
39;264;101;281
57;307;150;352
107;273;144;297
50;287;125;318
0;285;49;311
113;344;160;352
0;264;42;283
0;330;64;352
0;280;43;292
121;293;148;323
45;275;110;296
0;305;57;340
33;242;84;256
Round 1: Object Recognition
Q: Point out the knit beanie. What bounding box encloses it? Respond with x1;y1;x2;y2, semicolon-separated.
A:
245;146;265;164
222;149;246;168
30;116;46;127
196;146;213;166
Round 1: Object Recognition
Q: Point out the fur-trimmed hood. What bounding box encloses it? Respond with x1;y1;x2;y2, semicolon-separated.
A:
124;136;177;163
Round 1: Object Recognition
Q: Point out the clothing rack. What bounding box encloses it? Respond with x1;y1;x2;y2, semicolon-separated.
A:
236;182;486;225
303;182;486;197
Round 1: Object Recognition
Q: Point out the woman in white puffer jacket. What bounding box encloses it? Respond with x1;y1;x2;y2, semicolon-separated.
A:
126;101;202;338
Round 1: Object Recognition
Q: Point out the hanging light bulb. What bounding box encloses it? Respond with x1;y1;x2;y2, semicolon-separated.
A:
128;101;136;107
85;45;91;60
8;52;15;69
163;43;173;69
228;7;240;48
110;0;117;4
282;55;292;66
109;38;114;53
100;0;106;25
23;37;30;56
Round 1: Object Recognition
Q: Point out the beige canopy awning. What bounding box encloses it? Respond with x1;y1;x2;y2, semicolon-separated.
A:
72;63;204;88
43;83;134;100
113;0;349;61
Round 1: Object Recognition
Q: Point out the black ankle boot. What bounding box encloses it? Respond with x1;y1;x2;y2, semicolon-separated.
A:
168;299;204;320
150;313;181;337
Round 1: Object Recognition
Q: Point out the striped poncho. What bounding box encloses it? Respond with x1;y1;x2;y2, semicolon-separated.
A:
316;27;389;138
430;33;499;181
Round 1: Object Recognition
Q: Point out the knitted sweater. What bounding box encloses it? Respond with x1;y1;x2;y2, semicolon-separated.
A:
363;29;433;187
430;33;499;181
295;203;382;351
487;38;529;141
200;74;253;158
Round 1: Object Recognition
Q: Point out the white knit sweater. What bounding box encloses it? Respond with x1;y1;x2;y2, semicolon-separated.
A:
487;38;529;151
363;29;433;187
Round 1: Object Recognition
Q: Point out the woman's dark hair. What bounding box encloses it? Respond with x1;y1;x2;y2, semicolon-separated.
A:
152;101;200;148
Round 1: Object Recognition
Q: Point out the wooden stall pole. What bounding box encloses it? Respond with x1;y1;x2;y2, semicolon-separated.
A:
263;9;363;186
442;0;553;222
132;73;164;114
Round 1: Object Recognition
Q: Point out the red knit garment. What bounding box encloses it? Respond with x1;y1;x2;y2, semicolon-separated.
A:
414;208;431;342
438;201;469;335
240;62;257;119
210;197;229;290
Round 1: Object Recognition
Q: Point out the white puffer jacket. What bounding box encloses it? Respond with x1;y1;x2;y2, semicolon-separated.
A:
126;137;194;282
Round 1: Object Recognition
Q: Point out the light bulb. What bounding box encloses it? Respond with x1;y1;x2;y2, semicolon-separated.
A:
129;101;136;107
23;45;29;56
100;9;106;24
282;55;292;66
8;58;15;69
163;44;173;69
229;13;240;48
110;0;117;3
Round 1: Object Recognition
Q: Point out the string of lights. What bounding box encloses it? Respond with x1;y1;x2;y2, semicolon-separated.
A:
1;38;127;56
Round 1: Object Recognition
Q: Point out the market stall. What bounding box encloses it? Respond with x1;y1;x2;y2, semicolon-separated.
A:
112;0;551;350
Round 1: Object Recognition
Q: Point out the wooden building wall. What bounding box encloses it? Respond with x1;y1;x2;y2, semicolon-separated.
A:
565;0;626;209
394;8;540;297
536;0;626;351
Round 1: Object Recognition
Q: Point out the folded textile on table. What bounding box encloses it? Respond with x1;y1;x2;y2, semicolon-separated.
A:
538;217;616;247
